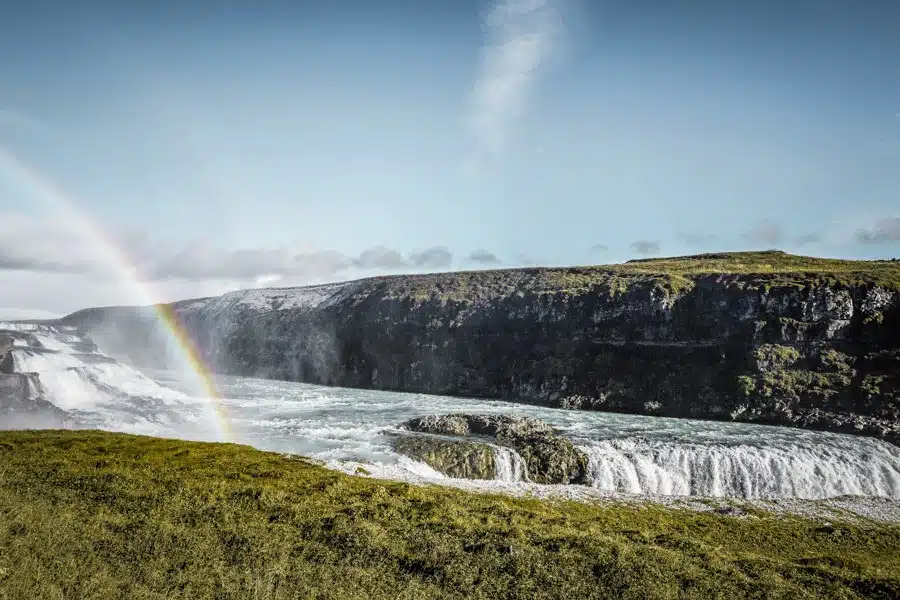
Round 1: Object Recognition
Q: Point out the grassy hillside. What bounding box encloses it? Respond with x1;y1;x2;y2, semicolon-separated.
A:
376;251;900;301
1;431;899;599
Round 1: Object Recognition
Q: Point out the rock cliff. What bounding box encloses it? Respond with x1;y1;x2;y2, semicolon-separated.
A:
61;251;900;444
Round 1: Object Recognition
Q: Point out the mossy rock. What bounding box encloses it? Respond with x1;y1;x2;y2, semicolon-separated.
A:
818;348;856;373
401;414;589;485
753;344;801;372
761;369;853;402
390;435;496;480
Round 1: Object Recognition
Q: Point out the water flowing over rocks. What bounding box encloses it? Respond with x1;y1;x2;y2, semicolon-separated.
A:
0;324;208;434
394;414;589;485
58;252;900;445
0;333;69;427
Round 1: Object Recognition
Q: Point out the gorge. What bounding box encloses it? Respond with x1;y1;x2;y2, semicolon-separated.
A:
58;251;900;446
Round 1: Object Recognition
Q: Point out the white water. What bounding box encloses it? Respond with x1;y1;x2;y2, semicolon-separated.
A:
5;328;214;436
4;324;900;500
492;445;528;483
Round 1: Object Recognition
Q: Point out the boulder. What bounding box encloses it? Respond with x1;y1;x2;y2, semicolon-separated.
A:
399;414;589;485
391;435;497;480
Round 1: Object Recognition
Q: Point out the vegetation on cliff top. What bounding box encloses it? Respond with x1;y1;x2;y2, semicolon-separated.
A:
379;251;900;302
2;430;899;599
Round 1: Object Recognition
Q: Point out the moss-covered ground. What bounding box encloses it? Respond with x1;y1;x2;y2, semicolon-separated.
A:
1;430;899;599
377;250;900;301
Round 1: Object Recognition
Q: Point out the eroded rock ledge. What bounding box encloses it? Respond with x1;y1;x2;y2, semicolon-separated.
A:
392;414;589;484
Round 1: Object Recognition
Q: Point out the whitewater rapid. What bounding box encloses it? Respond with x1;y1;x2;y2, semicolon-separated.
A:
4;322;900;500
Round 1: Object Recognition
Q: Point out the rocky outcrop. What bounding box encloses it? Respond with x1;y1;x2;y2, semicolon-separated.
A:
59;252;900;444
390;435;499;480
396;414;589;484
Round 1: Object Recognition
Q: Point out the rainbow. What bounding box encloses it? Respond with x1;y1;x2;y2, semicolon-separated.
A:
0;145;232;440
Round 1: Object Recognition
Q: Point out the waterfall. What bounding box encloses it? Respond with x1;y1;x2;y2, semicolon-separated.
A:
580;437;900;499
493;446;528;482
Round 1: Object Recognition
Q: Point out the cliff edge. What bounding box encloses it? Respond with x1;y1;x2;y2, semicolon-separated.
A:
62;251;900;443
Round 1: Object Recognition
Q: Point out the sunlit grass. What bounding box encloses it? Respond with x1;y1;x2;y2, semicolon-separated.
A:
1;430;899;599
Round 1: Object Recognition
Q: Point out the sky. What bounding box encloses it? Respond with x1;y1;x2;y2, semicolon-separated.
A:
0;0;899;318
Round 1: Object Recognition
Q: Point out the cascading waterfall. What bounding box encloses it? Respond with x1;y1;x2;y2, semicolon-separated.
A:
492;446;528;483
580;437;900;499
3;325;210;434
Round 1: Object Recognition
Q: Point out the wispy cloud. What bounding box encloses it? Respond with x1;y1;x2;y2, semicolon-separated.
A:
588;243;609;253
468;0;562;163
353;246;408;270
630;240;660;256
468;249;502;265
855;217;900;244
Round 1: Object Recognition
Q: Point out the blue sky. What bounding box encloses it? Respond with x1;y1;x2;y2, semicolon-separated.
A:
0;0;898;316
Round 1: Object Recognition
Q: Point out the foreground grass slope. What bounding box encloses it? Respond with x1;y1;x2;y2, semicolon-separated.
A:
1;431;899;599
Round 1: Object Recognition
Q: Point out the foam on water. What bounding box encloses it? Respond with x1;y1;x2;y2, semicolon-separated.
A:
4;323;900;500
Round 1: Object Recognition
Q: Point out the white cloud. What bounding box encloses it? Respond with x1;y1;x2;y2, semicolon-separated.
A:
469;0;562;162
409;246;453;268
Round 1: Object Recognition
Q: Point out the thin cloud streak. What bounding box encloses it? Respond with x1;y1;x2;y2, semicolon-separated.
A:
468;249;502;264
469;0;562;163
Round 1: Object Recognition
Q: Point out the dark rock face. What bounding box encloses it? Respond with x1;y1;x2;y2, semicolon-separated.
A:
400;414;589;485
60;254;900;445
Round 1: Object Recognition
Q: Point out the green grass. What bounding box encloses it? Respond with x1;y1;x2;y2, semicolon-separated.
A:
1;431;899;599
375;251;900;302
